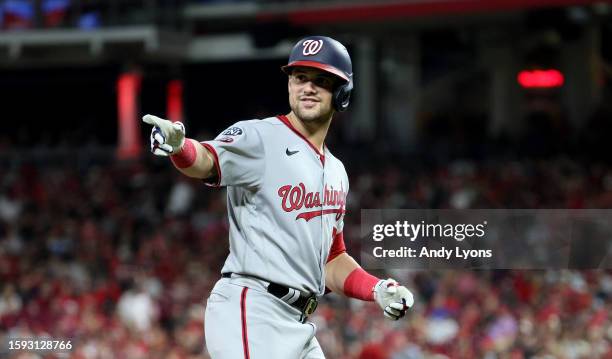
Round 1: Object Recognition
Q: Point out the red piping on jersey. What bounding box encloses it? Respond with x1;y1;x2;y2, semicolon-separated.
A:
277;115;325;166
241;287;250;359
201;142;221;187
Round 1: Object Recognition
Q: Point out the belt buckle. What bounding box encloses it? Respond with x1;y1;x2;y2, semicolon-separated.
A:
299;296;318;323
303;296;318;316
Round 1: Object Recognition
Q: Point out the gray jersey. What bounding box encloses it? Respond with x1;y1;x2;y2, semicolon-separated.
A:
201;115;348;295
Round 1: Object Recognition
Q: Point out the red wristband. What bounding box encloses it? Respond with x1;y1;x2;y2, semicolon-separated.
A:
170;139;197;169
343;268;380;301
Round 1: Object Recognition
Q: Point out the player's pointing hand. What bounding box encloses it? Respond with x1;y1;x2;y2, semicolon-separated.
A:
142;114;186;156
374;278;414;320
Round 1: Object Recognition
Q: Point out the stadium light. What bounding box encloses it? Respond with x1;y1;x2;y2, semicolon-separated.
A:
517;69;564;89
166;80;184;123
117;72;142;160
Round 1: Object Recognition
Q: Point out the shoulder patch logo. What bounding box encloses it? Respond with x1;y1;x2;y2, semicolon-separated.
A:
217;137;234;143
302;39;323;56
221;127;243;136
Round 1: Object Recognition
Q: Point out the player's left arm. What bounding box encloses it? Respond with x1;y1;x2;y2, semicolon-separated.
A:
325;250;415;320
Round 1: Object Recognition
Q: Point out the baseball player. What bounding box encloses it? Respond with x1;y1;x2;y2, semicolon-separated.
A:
143;35;414;359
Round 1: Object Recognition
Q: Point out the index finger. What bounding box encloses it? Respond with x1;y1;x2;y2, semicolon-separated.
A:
142;114;164;127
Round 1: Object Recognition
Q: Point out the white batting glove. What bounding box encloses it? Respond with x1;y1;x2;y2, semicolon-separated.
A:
142;114;185;156
373;278;414;320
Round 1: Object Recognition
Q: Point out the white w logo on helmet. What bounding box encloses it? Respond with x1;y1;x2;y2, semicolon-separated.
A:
302;39;323;56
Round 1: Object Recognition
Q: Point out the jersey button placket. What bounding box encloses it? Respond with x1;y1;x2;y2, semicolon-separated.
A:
318;151;326;294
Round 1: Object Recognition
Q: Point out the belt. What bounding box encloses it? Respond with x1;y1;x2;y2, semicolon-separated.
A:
222;272;318;322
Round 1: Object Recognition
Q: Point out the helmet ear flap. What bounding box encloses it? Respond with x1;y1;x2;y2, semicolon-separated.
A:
333;77;353;112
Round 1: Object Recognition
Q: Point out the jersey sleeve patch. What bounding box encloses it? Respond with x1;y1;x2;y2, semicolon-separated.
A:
201;121;265;188
220;126;244;137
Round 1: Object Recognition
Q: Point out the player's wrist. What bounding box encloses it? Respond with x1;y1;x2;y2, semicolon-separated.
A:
173;139;186;154
343;267;380;301
170;139;197;168
372;279;384;298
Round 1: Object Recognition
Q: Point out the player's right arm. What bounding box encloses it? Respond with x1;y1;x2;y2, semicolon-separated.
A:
173;138;216;179
143;114;216;180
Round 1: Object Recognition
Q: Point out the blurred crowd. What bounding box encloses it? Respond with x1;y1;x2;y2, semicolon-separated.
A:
2;0;611;356
1;153;611;359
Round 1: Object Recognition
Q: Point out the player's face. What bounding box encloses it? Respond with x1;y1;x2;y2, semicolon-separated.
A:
288;68;337;123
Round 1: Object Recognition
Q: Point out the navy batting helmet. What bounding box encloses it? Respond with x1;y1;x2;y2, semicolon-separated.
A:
282;36;353;112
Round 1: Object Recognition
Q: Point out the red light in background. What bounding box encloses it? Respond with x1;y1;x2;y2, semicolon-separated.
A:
166;80;184;123
518;69;564;89
117;72;142;160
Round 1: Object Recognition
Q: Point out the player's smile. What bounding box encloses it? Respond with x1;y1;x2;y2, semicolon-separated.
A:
300;97;320;108
288;67;336;122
